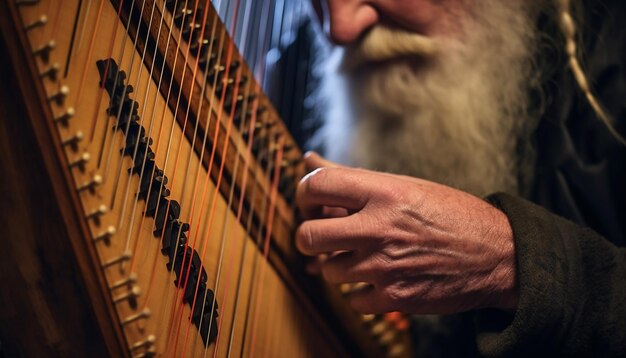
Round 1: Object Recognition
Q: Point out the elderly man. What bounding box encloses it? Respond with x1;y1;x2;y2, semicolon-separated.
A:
295;0;626;356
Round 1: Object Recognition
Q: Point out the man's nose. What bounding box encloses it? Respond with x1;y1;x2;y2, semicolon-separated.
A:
323;0;379;45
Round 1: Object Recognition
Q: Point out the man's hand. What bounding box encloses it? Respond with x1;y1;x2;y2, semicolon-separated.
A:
296;152;518;314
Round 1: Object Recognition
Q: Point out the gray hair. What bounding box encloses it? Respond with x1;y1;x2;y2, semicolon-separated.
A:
557;0;626;145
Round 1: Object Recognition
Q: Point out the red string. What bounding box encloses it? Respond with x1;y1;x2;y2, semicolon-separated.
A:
247;136;285;356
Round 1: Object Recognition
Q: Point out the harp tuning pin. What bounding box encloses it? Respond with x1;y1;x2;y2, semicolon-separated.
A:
93;225;116;245
55;107;75;126
32;40;55;62
387;343;406;358
131;335;156;351
68;152;91;172
110;273;138;290
182;22;201;38
25;15;48;31
62;130;83;151
133;348;156;358
77;174;103;193
378;330;397;346
40;63;60;81
102;251;132;268
85;204;108;223
371;320;390;337
362;314;376;323
122;308;151;325
48;85;70;105
113;285;141;306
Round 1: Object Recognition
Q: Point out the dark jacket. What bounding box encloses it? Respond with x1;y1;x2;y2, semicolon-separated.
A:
474;0;626;355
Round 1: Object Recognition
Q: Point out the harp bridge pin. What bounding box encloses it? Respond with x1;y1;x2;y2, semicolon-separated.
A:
40;63;60;81
25;15;48;31
68;152;90;172
77;174;103;193
48;85;69;105
113;285;141;304
55;107;75;127
85;204;108;224
32;40;55;62
93;225;116;245
62;130;83;151
122;308;151;325
130;335;156;352
102;251;131;268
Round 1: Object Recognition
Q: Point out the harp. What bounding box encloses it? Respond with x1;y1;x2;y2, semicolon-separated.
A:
0;0;412;356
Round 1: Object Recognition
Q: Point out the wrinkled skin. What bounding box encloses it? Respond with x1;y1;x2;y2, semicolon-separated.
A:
296;153;518;314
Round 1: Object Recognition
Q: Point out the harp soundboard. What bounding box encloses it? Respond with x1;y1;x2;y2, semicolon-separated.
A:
0;0;412;356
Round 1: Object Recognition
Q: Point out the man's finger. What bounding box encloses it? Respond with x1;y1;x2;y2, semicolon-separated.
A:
295;215;374;256
296;167;370;218
320;250;382;284
346;284;392;314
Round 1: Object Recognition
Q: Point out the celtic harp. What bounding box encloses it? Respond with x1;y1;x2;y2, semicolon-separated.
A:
0;0;412;356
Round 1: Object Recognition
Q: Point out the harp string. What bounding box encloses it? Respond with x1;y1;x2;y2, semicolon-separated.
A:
172;0;235;353
151;4;226;350
112;0;163;252
105;0;155;211
214;85;259;356
140;0;218;351
232;1;289;354
89;0;123;146
74;0;107;106
99;0;143;189
223;85;262;357
129;0;189;278
120;0;172;271
161;3;230;352
188;30;247;358
49;0;65;47
75;0;92;54
171;0;246;351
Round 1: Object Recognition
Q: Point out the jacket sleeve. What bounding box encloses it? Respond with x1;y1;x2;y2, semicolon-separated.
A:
474;193;626;357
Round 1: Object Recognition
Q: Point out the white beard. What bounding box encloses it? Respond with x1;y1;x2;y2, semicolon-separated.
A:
312;0;541;197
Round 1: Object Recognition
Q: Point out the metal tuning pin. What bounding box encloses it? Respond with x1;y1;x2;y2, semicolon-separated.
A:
102;251;132;269
362;314;376;323
130;335;156;352
122;308;151;325
55;107;75;126
48;85;69;105
133;347;156;358
62;130;83;151
15;0;39;6
113;285;141;304
32;40;55;62
110;273;138;290
379;330;397;346
93;225;116;245
371;320;390;337
68;152;90;172
77;174;103;193
340;282;370;296
85;204;108;224
387;343;406;358
24;15;48;31
40;63;60;81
